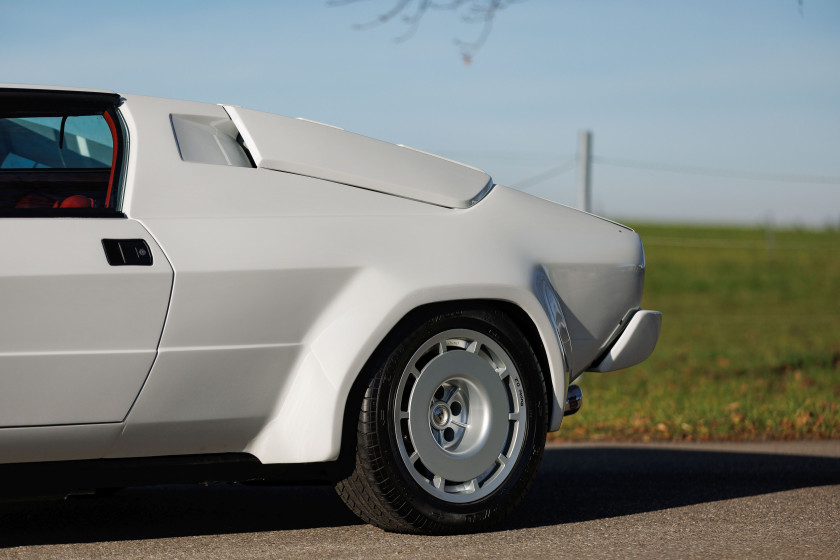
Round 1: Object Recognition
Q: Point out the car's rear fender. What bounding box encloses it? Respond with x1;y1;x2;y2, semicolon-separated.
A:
243;275;569;465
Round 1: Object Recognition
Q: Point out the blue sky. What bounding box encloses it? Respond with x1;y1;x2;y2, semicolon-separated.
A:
3;0;838;226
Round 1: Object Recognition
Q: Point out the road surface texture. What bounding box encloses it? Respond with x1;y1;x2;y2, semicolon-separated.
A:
1;441;838;559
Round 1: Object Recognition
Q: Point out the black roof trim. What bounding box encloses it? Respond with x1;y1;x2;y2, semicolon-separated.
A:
0;88;121;118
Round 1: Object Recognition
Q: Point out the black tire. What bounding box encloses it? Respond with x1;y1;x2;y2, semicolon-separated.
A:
335;306;548;534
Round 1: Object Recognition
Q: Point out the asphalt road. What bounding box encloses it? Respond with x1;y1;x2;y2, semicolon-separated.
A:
1;441;838;559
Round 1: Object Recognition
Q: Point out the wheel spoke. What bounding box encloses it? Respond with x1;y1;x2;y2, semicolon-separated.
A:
466;340;481;354
408;451;421;465
508;412;521;421
433;475;444;489
496;453;507;468
437;341;447;355
399;411;410;420
496;365;508;378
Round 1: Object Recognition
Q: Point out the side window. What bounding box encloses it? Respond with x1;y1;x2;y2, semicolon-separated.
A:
0;109;121;214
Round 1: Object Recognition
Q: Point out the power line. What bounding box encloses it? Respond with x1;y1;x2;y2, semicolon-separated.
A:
593;156;840;185
442;150;564;163
513;158;577;190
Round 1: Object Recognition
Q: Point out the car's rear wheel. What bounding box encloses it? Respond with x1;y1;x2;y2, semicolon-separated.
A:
335;307;548;534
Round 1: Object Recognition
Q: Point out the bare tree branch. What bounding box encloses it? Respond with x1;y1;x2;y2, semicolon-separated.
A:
328;0;526;64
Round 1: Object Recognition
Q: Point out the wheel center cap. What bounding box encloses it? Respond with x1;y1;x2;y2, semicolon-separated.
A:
431;404;450;428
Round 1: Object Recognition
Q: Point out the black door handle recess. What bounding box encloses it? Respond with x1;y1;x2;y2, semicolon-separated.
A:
102;239;153;266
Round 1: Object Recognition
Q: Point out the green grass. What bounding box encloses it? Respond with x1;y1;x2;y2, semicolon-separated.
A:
553;223;840;442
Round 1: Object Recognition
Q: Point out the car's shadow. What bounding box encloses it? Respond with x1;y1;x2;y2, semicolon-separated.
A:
1;445;838;546
511;445;840;530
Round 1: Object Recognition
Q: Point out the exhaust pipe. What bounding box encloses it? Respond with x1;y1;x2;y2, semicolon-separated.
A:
564;384;582;416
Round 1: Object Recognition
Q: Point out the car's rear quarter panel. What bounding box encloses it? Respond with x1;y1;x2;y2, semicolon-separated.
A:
110;95;644;464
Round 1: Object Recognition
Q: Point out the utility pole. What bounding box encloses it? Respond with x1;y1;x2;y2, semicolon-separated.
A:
578;130;592;212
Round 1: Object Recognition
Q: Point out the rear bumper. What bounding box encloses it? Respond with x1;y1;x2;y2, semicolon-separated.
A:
589;310;662;372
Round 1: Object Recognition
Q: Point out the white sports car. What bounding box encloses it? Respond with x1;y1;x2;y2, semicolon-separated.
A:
0;84;661;534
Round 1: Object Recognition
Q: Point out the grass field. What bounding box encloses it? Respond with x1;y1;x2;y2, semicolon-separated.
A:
552;223;840;442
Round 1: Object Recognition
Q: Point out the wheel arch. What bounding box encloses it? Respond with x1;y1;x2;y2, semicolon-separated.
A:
333;298;556;477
